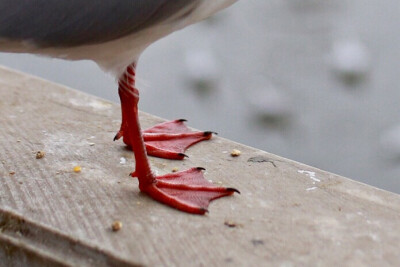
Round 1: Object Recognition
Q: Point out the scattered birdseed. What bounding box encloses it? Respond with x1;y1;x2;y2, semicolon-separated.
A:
172;167;179;172
111;221;123;232
9;171;15;175
88;143;95;146
231;149;241;157
73;166;82;173
35;151;45;159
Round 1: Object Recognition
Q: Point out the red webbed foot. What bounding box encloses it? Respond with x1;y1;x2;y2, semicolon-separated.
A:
117;63;239;214
133;167;240;215
115;119;214;160
143;119;214;160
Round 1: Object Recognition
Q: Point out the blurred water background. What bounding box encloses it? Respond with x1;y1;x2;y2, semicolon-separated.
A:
1;1;400;193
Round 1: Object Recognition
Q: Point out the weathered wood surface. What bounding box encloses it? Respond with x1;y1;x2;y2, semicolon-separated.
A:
0;65;399;266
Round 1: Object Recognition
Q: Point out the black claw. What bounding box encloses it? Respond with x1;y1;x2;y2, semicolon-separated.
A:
227;187;240;194
113;134;118;141
196;167;206;171
200;208;209;214
177;119;187;122
204;131;217;136
178;153;189;158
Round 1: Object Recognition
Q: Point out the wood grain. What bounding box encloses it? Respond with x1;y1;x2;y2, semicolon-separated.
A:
0;66;399;266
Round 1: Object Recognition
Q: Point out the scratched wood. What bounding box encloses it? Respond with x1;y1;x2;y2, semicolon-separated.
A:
0;66;399;266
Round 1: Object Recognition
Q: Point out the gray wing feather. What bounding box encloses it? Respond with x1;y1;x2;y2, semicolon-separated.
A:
0;0;199;47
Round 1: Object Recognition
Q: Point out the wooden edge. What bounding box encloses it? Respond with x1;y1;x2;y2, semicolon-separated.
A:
0;209;141;267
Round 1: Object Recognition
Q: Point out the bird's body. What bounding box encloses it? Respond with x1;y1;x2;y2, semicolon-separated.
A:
0;0;236;75
0;0;239;214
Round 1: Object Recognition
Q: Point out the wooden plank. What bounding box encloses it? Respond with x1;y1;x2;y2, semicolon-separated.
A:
0;65;399;266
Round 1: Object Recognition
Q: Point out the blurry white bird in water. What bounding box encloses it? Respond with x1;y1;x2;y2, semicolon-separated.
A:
246;77;292;126
184;48;220;94
380;125;400;160
330;39;371;84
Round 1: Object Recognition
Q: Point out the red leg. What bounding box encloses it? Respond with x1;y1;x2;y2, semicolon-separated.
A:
118;63;239;214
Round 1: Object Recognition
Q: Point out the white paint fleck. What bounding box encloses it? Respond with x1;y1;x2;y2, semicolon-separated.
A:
306;187;318;191
69;98;112;110
298;170;321;182
88;100;112;110
370;233;380;242
120;157;126;164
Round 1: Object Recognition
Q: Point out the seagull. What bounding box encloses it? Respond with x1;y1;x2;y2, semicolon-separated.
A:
0;0;239;214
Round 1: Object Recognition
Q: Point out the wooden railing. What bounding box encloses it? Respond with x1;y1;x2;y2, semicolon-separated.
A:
0;66;399;266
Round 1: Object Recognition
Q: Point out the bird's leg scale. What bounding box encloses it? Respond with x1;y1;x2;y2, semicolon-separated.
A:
117;63;238;214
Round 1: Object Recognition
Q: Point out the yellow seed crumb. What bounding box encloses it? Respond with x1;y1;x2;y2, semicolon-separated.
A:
73;166;81;173
111;221;123;231
172;167;179;172
35;151;45;159
231;149;241;157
